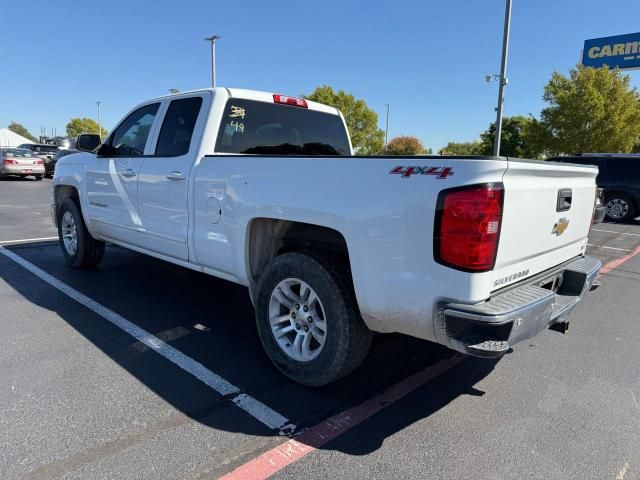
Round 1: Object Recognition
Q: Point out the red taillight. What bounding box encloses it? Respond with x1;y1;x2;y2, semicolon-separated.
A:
3;159;18;165
273;94;308;108
435;184;504;272
33;159;44;165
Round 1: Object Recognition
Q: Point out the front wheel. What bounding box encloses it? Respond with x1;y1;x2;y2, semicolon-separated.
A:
57;198;105;268
605;193;636;222
255;251;372;387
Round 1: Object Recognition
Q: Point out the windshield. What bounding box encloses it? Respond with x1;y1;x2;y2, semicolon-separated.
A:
215;99;351;155
2;149;34;158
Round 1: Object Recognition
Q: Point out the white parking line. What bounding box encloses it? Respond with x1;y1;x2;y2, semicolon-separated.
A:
587;244;632;252
0;246;293;433
0;236;58;245
591;228;640;237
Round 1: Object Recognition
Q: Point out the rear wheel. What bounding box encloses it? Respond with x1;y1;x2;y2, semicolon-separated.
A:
605;193;636;222
255;251;372;387
35;175;43;181
57;198;105;268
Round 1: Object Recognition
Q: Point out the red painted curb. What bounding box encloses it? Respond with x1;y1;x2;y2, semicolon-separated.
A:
600;245;640;275
219;356;463;480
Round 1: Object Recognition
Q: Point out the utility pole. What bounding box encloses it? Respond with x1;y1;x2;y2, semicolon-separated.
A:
384;103;390;153
96;101;102;140
493;0;512;157
204;35;221;87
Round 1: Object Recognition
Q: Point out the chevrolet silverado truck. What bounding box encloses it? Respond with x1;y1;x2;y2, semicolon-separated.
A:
51;88;602;386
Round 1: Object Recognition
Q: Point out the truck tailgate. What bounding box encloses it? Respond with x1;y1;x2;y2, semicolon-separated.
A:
492;159;598;290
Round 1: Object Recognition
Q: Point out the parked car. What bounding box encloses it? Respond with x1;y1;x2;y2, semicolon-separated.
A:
52;87;601;386
0;147;45;180
549;154;640;222
18;143;59;177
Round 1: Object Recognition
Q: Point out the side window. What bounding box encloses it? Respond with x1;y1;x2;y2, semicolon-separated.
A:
605;158;640;181
620;158;640;179
155;97;203;156
110;103;160;156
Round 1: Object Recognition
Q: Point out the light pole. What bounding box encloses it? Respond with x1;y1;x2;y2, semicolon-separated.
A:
96;101;102;140
492;0;512;157
204;35;221;87
384;103;390;153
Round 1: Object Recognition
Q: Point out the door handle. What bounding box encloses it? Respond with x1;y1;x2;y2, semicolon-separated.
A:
166;171;186;181
121;168;136;178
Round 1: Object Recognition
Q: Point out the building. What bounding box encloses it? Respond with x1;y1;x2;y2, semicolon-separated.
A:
0;128;35;147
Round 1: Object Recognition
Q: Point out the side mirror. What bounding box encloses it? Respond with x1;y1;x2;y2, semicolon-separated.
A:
76;134;102;152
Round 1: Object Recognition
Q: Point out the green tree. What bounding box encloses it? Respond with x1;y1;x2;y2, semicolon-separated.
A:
306;86;384;155
386;135;427;155
8;121;37;142
528;65;640;155
66;118;108;139
439;141;483;155
478;115;541;158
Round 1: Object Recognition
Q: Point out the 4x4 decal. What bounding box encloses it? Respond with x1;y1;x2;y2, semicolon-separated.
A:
389;166;454;179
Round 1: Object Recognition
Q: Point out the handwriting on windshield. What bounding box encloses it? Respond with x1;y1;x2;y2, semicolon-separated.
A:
229;106;246;119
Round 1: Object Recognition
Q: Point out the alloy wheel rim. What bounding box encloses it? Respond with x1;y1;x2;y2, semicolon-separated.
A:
61;211;78;255
606;198;629;219
268;278;327;362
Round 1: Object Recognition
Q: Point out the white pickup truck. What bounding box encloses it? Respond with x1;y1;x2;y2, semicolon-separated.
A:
52;87;602;386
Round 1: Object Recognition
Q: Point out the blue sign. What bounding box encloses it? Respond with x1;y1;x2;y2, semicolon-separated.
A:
582;33;640;70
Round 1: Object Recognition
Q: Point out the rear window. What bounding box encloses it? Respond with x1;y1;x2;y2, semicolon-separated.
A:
215;99;350;155
2;149;33;158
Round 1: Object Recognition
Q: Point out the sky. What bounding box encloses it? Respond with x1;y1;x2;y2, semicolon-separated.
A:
1;0;639;151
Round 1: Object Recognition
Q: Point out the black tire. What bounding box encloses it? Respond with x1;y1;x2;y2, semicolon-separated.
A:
255;251;372;387
605;193;637;222
57;198;105;268
35;175;43;181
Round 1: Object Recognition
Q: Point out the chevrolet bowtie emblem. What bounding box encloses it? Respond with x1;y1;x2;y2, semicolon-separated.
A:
552;217;569;236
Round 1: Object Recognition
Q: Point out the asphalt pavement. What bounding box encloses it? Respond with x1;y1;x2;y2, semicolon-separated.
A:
1;177;640;480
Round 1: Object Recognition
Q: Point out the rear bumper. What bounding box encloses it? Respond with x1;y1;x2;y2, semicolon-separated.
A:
439;255;601;358
0;164;45;175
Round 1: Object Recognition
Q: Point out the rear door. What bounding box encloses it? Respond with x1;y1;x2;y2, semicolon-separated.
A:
85;102;160;244
492;159;598;290
136;94;208;261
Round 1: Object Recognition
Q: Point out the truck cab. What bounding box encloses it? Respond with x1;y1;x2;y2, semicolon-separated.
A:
52;87;601;386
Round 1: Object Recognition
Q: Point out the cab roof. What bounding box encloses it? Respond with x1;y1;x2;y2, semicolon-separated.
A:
150;87;341;116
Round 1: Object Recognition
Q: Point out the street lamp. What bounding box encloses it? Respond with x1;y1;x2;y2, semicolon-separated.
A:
96;101;102;141
204;35;221;87
384;104;390;153
490;0;512;157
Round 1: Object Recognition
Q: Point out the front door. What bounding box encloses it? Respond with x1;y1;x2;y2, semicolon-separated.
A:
85;102;160;245
137;95;207;261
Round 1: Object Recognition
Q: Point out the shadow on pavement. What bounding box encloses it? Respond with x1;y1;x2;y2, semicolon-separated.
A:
0;241;498;456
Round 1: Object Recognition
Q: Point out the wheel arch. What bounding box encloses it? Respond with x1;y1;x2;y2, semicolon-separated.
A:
245;218;352;301
54;184;81;218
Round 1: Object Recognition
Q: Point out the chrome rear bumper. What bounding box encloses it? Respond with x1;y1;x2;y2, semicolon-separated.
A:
440;256;601;358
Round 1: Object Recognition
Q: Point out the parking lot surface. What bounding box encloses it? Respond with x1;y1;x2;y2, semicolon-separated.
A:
2;177;640;480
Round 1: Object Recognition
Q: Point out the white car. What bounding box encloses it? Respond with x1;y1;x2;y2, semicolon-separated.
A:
51;87;601;386
0;148;45;180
